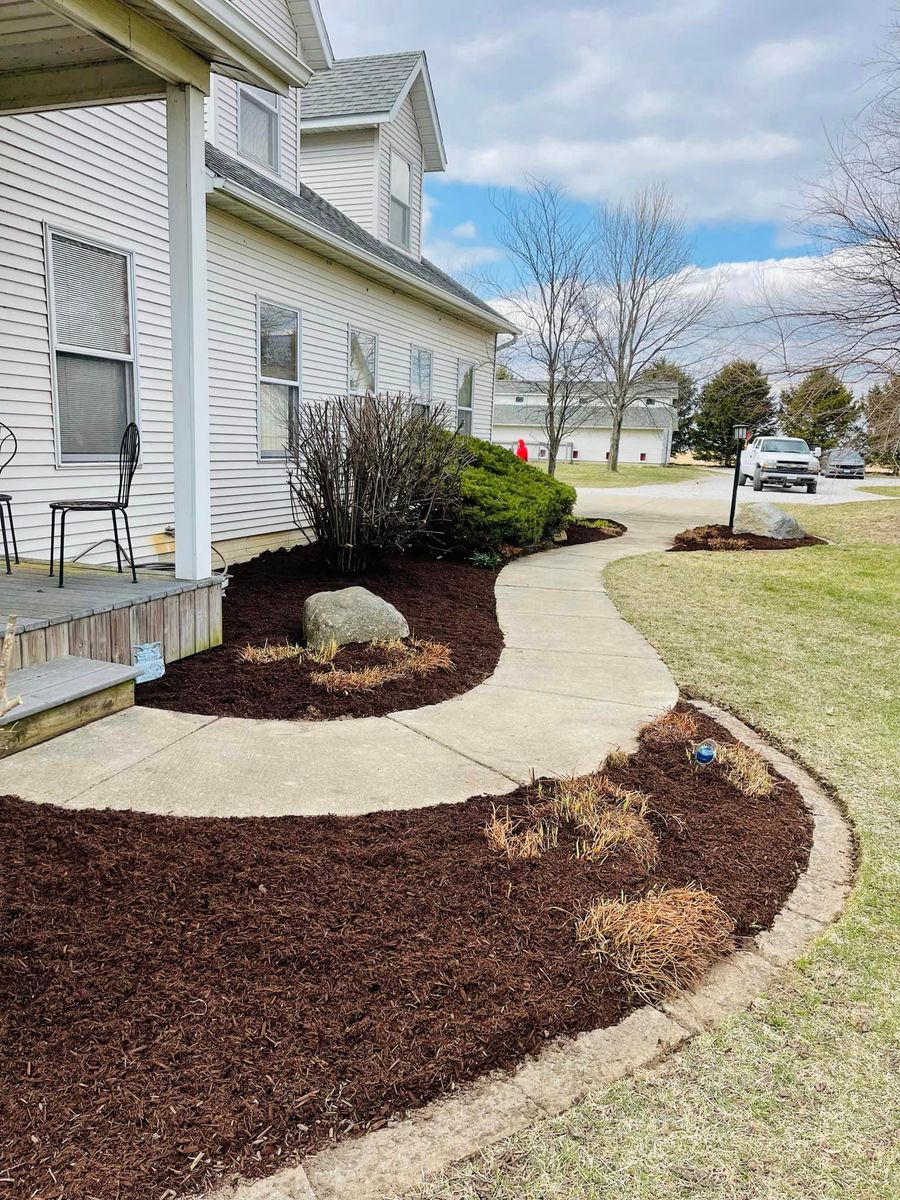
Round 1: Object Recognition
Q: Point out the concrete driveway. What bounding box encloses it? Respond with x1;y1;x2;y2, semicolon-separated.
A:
576;470;896;528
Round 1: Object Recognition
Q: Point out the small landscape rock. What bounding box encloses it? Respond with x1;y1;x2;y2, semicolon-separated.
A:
733;502;807;541
303;586;410;651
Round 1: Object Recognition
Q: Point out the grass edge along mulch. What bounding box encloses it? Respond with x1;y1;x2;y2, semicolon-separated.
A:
669;523;825;552
0;703;812;1200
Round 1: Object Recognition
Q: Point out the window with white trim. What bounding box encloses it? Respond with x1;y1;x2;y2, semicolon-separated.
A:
238;84;280;172
457;361;475;435
349;328;377;395
410;347;432;414
389;152;412;249
48;230;137;463
258;300;300;458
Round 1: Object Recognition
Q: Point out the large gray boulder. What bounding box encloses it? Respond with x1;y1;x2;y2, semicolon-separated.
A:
733;502;807;541
303;586;409;651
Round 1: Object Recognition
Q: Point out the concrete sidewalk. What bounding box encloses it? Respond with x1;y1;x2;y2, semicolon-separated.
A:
0;520;679;818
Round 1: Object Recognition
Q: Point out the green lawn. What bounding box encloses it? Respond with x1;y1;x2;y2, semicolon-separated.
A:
543;462;714;488
414;500;899;1200
861;483;900;499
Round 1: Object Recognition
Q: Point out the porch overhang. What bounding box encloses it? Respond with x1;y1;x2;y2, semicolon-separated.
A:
0;0;311;116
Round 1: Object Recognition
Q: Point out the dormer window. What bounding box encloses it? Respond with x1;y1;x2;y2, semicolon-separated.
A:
389;152;412;249
238;84;280;172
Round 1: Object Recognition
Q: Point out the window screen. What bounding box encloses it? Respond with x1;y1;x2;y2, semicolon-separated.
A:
239;85;280;171
50;232;136;462
258;300;300;458
411;347;432;411
457;361;475;435
349;329;377;395
389;154;412;249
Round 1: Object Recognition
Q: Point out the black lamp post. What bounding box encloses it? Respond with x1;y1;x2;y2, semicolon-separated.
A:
728;421;750;529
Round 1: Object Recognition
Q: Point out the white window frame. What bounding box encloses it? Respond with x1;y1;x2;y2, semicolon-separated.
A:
44;224;141;468
237;83;281;174
348;327;378;397
257;296;302;461
388;150;412;250
410;345;433;412
457;360;475;435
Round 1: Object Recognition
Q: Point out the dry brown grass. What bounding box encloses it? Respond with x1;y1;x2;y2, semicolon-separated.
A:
575;885;735;1001
575;807;659;871
306;639;339;665
640;709;700;746
311;638;453;694
718;742;775;797
604;747;634;769
550;774;659;870
484;806;559;861
239;641;304;665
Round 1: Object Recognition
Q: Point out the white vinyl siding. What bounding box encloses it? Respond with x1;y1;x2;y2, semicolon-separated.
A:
348;328;377;395
378;96;424;257
0;98;497;563
297;128;378;232
229;0;297;51
491;424;670;465
213;76;299;189
258;299;300;458
47;229;138;463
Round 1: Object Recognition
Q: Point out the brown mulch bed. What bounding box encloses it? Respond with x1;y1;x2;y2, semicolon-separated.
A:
138;523;622;722
0;704;812;1200
670;523;826;552
138;544;504;721
561;519;626;546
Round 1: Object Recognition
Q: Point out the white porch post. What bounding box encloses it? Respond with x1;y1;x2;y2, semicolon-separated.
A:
166;82;211;580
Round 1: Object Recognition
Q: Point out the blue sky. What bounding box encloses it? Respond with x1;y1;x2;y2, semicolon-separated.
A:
320;0;894;287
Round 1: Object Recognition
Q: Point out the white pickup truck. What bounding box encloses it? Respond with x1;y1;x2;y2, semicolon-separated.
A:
740;436;820;494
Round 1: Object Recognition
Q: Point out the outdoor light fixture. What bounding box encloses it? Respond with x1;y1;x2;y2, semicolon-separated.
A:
728;421;750;529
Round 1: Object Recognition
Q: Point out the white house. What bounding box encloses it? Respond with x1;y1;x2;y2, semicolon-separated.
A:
0;0;515;582
492;379;680;465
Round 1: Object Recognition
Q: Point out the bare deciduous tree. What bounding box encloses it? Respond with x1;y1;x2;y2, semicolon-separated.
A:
487;179;596;474
582;183;719;471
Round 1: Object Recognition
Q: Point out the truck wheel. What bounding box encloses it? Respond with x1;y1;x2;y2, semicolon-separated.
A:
739;474;749;486
753;469;763;492
807;481;818;494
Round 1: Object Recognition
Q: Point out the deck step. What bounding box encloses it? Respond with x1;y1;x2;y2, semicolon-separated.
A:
0;656;142;757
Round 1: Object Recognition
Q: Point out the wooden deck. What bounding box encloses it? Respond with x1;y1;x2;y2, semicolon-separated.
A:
4;562;225;670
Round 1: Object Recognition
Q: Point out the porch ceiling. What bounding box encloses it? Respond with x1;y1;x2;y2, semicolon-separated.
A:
0;0;310;115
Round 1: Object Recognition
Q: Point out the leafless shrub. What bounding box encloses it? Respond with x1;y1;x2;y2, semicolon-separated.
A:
575;885;735;1001
286;394;470;573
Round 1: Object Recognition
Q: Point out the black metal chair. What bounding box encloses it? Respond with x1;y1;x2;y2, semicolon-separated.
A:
50;422;140;588
0;422;20;575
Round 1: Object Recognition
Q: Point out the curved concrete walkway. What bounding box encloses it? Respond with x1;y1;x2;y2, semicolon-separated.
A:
0;520;679;817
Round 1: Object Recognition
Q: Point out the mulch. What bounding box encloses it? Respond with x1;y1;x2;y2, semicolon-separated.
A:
670;524;826;552
0;703;812;1200
138;523;621;723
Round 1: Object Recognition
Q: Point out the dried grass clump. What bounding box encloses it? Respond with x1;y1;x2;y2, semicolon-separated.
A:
575;885;735;1001
641;710;700;746
576;807;659;871
553;773;648;827
307;640;339;665
484;806;559;861
604;747;634;770
311;639;453;694
239;641;304;664
718;742;775;797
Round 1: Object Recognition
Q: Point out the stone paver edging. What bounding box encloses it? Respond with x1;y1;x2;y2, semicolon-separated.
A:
214;703;854;1200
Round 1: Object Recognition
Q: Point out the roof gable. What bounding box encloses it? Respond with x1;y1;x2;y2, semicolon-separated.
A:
285;0;333;71
300;51;447;171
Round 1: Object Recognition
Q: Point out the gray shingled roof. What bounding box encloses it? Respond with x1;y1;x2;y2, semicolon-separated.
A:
493;404;678;430
205;144;511;329
300;52;423;120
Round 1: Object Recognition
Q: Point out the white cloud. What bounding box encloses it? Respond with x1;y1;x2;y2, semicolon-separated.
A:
321;0;888;225
451;220;478;239
423;238;502;273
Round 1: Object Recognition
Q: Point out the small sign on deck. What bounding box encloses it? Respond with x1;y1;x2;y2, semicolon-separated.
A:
132;641;165;684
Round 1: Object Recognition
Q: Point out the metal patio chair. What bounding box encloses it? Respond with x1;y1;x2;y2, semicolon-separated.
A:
0;422;20;575
49;422;140;588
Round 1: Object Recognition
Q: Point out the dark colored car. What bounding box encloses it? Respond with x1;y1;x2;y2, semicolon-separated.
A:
820;448;865;479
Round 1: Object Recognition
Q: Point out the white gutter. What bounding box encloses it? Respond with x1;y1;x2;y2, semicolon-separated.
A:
209;175;519;336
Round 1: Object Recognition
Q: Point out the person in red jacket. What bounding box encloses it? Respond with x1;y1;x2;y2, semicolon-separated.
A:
515;438;529;462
